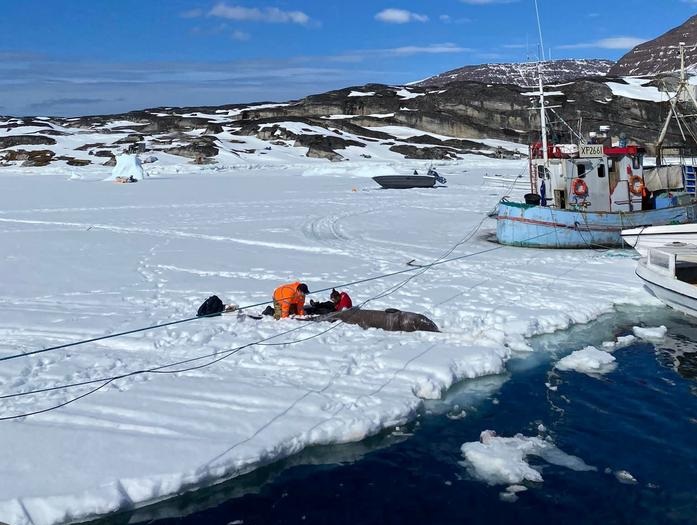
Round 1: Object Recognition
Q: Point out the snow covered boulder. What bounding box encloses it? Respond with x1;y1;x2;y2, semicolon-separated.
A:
105;155;146;182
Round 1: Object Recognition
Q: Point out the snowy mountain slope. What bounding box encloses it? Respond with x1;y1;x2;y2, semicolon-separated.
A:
609;14;697;77
414;59;614;88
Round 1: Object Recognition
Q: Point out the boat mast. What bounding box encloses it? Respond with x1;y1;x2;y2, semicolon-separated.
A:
656;42;697;165
534;0;549;168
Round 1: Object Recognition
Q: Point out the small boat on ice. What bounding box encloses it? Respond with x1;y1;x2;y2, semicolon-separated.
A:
636;244;697;318
373;167;447;189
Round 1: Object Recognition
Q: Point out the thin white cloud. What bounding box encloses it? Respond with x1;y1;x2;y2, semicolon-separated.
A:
460;0;518;4
209;3;311;25
180;8;204;18
319;43;470;62
558;36;646;50
375;8;429;24
440;14;471;23
231;30;250;41
385;43;469;56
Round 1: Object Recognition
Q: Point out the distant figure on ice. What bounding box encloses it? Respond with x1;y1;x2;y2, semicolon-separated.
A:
272;281;309;319
306;288;353;315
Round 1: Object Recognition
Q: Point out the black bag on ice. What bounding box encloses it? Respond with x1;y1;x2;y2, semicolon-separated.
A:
197;295;224;317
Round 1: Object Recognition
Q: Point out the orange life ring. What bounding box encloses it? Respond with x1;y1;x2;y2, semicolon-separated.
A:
628;175;644;196
572;178;589;197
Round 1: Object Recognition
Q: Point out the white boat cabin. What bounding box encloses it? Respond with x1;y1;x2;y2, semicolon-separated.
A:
530;143;646;213
645;244;697;283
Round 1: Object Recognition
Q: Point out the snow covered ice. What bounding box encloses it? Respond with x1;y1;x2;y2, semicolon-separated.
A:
0;155;657;525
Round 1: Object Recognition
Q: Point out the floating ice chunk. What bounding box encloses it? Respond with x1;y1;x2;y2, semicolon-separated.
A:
632;326;667;340
601;334;637;352
499;483;528;502
555;346;616;376
499;490;519;503
614;470;638;484
446;405;467;420
460;430;595;485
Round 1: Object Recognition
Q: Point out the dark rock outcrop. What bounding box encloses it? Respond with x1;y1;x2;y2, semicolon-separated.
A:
166;136;219;159
114;133;144;144
0;135;56;148
55;156;91;166
389;144;458;160
75;142;106;151
20;150;55;167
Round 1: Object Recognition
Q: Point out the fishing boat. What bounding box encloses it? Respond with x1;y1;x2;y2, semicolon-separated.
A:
495;38;697;248
636;244;697;318
496;144;697;248
622;221;697;257
373;167;447;189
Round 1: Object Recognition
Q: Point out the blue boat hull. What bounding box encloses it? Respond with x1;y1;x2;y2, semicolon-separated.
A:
496;201;697;248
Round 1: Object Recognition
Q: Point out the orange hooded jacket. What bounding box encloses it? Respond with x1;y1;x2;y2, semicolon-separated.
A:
273;281;306;318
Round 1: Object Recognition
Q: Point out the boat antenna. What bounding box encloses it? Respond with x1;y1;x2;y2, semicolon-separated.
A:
534;0;545;63
533;0;549;167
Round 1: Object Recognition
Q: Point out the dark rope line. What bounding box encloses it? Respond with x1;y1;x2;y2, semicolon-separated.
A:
0;205;514;418
0;243;506;364
1;166;525;366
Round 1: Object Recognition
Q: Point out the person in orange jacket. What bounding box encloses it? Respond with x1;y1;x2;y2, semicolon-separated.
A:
272;281;309;319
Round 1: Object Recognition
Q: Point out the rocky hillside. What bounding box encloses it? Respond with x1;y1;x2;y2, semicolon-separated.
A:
609;15;697;76
415;59;614;88
0;77;688;170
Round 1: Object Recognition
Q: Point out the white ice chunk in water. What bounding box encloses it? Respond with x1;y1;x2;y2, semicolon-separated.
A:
460;430;595;485
555;346;616;376
614;470;638;484
601;334;636;352
632;325;667;340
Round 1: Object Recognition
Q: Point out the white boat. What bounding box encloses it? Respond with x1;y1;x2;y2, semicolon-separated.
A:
636;245;697;317
622;223;697;257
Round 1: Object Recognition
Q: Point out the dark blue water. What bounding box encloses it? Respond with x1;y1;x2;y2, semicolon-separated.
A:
92;306;697;525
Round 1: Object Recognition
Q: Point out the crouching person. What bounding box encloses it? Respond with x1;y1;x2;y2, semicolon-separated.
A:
272;281;309;319
306;288;353;315
330;288;352;311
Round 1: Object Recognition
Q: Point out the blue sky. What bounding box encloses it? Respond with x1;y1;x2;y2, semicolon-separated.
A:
1;0;695;116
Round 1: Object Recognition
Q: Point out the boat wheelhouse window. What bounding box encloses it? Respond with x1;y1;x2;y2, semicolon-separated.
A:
577;164;586;177
537;165;548;179
633;156;642;170
597;164;606;178
648;250;671;270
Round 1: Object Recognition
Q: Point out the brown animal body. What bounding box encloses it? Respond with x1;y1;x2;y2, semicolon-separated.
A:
328;308;439;333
